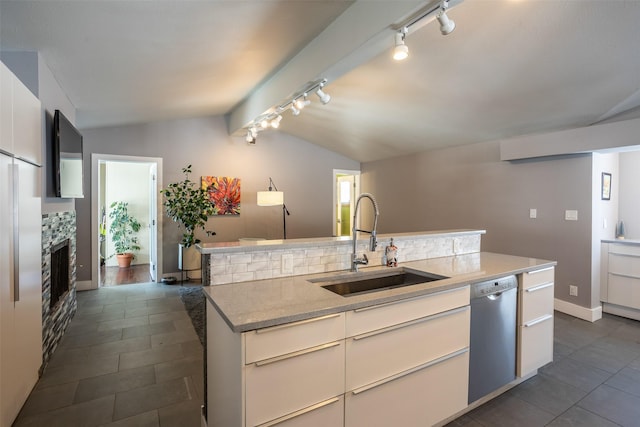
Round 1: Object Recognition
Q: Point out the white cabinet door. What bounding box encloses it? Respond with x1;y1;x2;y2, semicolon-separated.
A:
517;267;554;377
257;396;344;427
345;349;469;427
245;340;345;427
0;62;13;153
10;69;41;165
346;306;469;390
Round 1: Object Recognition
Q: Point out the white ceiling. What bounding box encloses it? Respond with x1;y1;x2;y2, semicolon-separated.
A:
2;0;640;163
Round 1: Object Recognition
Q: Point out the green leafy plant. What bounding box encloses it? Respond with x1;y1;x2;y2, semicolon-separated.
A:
161;164;216;247
108;201;142;256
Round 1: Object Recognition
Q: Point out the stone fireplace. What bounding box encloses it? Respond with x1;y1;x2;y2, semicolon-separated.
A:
42;211;77;368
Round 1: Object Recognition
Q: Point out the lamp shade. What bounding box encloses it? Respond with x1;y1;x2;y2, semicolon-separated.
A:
257;190;284;206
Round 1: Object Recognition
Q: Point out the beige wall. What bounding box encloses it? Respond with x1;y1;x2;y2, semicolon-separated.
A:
77;116;360;280
362;140;594;308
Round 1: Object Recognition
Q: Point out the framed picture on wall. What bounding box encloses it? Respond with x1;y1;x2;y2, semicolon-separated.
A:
602;172;612;200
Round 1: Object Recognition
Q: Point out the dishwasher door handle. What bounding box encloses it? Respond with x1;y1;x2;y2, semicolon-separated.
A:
487;292;503;300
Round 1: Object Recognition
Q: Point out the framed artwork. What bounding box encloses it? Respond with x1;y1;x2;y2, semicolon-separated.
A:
601;172;611;201
202;176;241;215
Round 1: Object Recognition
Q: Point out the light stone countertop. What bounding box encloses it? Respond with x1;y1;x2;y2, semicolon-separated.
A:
602;238;640;245
196;229;485;254
203;251;556;333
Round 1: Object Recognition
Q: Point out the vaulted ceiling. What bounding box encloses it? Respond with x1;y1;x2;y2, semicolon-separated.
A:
2;0;640;162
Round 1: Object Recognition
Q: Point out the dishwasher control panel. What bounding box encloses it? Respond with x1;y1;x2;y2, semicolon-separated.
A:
470;275;517;299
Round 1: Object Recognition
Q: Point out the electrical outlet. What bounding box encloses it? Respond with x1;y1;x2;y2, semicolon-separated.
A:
529;208;537;219
565;210;578;221
569;285;578;296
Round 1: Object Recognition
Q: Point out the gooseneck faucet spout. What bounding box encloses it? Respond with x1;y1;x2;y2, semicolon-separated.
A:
351;193;380;272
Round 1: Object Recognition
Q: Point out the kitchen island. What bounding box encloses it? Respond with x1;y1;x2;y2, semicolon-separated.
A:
199;232;556;427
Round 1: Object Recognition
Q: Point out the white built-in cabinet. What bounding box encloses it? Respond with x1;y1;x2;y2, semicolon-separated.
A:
206;286;470;427
517;267;554;377
0;61;43;427
601;243;640;320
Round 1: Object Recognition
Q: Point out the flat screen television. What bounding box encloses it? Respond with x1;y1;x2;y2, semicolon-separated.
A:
53;109;84;198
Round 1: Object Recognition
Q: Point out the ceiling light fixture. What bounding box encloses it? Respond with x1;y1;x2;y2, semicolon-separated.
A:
316;85;331;104
393;27;409;61
437;1;456;35
241;78;330;143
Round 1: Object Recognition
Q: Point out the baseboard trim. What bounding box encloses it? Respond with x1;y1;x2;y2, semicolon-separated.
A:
602;303;640;321
554;298;602;322
75;280;93;291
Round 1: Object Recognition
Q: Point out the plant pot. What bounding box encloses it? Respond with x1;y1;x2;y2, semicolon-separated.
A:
116;253;134;268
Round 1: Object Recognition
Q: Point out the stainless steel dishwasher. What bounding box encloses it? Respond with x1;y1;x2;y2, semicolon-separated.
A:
468;275;518;404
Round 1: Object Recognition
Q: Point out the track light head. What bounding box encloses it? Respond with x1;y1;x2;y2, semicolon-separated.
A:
246;131;256;144
291;105;300;116
437;2;455;35
315;87;331;105
294;96;310;110
270;115;282;129
393;28;409;61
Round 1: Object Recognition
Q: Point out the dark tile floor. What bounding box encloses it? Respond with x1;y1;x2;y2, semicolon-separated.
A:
14;282;203;427
13;285;640;427
451;311;640;426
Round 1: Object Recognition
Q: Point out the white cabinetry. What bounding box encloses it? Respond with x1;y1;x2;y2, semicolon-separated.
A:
344;286;470;427
517;267;554;377
601;243;640;319
0;60;42;427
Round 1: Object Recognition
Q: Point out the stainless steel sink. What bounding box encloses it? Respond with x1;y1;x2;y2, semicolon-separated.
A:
311;269;448;297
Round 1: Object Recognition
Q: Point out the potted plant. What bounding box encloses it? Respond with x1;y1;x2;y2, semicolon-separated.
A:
161;165;216;273
108;201;142;268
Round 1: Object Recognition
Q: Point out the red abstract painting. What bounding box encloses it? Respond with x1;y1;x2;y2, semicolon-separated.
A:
201;176;241;215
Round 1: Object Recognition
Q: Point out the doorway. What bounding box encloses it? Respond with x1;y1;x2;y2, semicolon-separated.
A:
333;169;360;237
91;154;163;288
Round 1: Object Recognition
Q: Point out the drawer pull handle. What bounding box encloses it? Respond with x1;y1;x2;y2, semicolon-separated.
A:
254;313;341;334
526;267;554;275
256;397;340;427
353;306;469;341
353;286;468;313
609;272;640;280
351;348;469;396
254;341;341;367
524;314;553;328
525;282;554;293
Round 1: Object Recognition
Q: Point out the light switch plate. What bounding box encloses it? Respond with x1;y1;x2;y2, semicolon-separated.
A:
565;210;578;221
529;209;537;219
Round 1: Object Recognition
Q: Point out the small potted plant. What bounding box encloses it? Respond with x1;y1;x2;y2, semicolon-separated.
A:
161;165;216;273
108;201;142;268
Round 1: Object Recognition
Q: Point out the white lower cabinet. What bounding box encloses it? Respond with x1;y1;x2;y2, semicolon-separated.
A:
345;349;469;427
517;267;554;377
245;341;345;427
256;396;344;427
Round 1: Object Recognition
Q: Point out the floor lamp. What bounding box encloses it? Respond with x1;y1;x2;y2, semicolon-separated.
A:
257;177;290;239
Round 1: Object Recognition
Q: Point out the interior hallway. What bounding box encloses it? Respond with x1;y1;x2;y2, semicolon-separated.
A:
100;264;152;287
13;282;203;427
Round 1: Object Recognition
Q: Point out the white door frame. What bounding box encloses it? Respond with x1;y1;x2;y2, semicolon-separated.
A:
332;169;360;236
89;153;163;289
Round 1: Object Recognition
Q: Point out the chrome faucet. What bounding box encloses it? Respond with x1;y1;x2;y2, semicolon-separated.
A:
351;193;380;272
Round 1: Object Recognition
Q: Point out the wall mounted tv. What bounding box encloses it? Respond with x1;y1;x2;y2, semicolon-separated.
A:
53;109;84;198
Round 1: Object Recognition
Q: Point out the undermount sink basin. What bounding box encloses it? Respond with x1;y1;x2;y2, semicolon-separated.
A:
312;269;448;297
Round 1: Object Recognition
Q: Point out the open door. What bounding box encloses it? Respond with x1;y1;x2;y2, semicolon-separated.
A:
333;170;360;237
149;163;158;281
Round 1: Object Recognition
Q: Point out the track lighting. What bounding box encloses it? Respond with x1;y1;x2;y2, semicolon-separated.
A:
315;87;331;105
437;3;455;35
241;78;330;143
393;27;409;61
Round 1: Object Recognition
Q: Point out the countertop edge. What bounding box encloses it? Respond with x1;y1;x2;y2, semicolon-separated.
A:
197;229;486;254
203;252;556;333
602;238;640;245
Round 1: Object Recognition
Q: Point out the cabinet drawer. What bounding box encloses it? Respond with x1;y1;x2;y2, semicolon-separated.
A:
245;313;345;364
345;349;469;427
257;395;344;427
609;244;640;257
245;340;345;427
519;282;554;323
609;254;640;278
346;286;469;337
608;274;640;310
517;314;553;377
521;267;555;290
346;306;469;391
